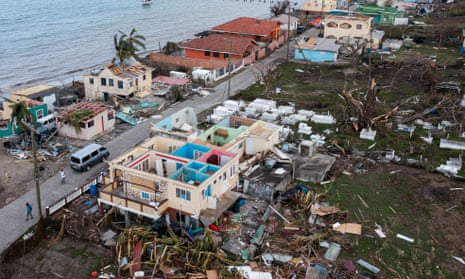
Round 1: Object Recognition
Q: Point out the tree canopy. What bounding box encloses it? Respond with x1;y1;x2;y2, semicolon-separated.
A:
9;100;33;134
113;28;146;64
270;1;289;17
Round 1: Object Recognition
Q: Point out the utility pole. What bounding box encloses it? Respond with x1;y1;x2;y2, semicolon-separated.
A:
368;20;373;89
227;39;232;99
319;0;325;37
286;3;291;62
31;128;43;218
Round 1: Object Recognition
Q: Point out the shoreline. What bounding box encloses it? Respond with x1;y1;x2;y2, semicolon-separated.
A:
0;50;158;97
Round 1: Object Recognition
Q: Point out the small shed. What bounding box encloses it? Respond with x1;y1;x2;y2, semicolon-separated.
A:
243;163;293;202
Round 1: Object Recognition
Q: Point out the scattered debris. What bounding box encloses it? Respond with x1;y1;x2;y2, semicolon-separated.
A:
453;256;465;265
333;223;362;235
396;233;415;243
356;259;380;274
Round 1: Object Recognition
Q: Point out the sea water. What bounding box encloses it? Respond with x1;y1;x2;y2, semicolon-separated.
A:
0;0;300;93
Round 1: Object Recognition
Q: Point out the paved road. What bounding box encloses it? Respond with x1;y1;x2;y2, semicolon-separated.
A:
0;40;293;258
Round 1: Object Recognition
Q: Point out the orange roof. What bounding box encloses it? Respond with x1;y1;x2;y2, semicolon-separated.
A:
153;76;190;86
211;17;280;36
180;34;257;55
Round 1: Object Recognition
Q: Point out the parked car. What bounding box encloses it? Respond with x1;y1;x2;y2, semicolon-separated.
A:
70;143;109;172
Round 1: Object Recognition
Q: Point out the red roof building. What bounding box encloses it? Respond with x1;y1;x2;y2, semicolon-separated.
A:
179;34;258;61
210;17;281;43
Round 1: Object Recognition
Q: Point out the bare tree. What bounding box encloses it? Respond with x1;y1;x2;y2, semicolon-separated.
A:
341;79;383;131
250;63;277;98
270;1;289;17
338;37;368;66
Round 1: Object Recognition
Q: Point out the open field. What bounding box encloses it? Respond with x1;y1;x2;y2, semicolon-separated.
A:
230;39;465;277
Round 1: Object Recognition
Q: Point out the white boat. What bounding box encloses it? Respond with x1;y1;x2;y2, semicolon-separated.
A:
142;0;152;5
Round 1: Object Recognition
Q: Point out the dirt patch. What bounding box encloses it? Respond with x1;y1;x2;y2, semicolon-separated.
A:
0;236;113;279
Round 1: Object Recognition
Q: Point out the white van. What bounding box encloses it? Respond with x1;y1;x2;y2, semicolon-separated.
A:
70;143;110;172
36;114;57;135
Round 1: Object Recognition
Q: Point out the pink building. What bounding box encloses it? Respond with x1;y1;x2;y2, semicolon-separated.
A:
57;102;115;140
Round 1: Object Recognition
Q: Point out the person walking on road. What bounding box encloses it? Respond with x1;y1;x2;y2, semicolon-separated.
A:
60;168;66;184
25;202;33;221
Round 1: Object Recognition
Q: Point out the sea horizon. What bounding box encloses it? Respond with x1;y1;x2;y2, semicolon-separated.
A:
0;0;304;95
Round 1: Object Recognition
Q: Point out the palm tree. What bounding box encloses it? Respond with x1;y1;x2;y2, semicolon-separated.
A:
9;100;33;134
10;100;43;219
126;28;146;61
114;32;130;64
61;110;93;135
162;41;179;55
113;28;146;64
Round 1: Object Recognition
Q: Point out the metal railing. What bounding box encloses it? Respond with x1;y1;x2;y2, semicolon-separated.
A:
45;174;103;218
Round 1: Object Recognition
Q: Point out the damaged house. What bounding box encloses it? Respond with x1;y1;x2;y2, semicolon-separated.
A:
99;111;290;227
83;61;153;102
99;135;241;227
0;93;49;137
56;101;115;140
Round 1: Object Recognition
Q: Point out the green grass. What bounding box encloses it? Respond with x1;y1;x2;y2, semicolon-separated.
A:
307;173;463;278
59;245;96;262
58;245;106;274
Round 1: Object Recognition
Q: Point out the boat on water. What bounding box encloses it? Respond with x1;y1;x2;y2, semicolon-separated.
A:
142;0;152;5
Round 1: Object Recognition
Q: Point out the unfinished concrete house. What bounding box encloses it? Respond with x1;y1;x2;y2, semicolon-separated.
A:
192;115;282;158
98;135;240;227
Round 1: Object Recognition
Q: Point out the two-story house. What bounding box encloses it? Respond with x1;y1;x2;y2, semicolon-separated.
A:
210;17;283;54
324;14;372;41
99;109;284;226
98;135;240;227
83;61;153;102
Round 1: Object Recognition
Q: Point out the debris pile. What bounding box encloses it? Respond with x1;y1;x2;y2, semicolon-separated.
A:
88;186;391;279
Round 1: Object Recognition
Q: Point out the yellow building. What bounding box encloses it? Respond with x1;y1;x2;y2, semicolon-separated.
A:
303;0;337;14
99;136;240;226
83;61;153;102
323;14;373;41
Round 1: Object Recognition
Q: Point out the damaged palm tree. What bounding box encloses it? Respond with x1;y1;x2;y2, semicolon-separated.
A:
60;109;93;135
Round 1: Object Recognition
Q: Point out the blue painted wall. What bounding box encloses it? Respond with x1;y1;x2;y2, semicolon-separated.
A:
155;117;172;130
172;142;211;159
